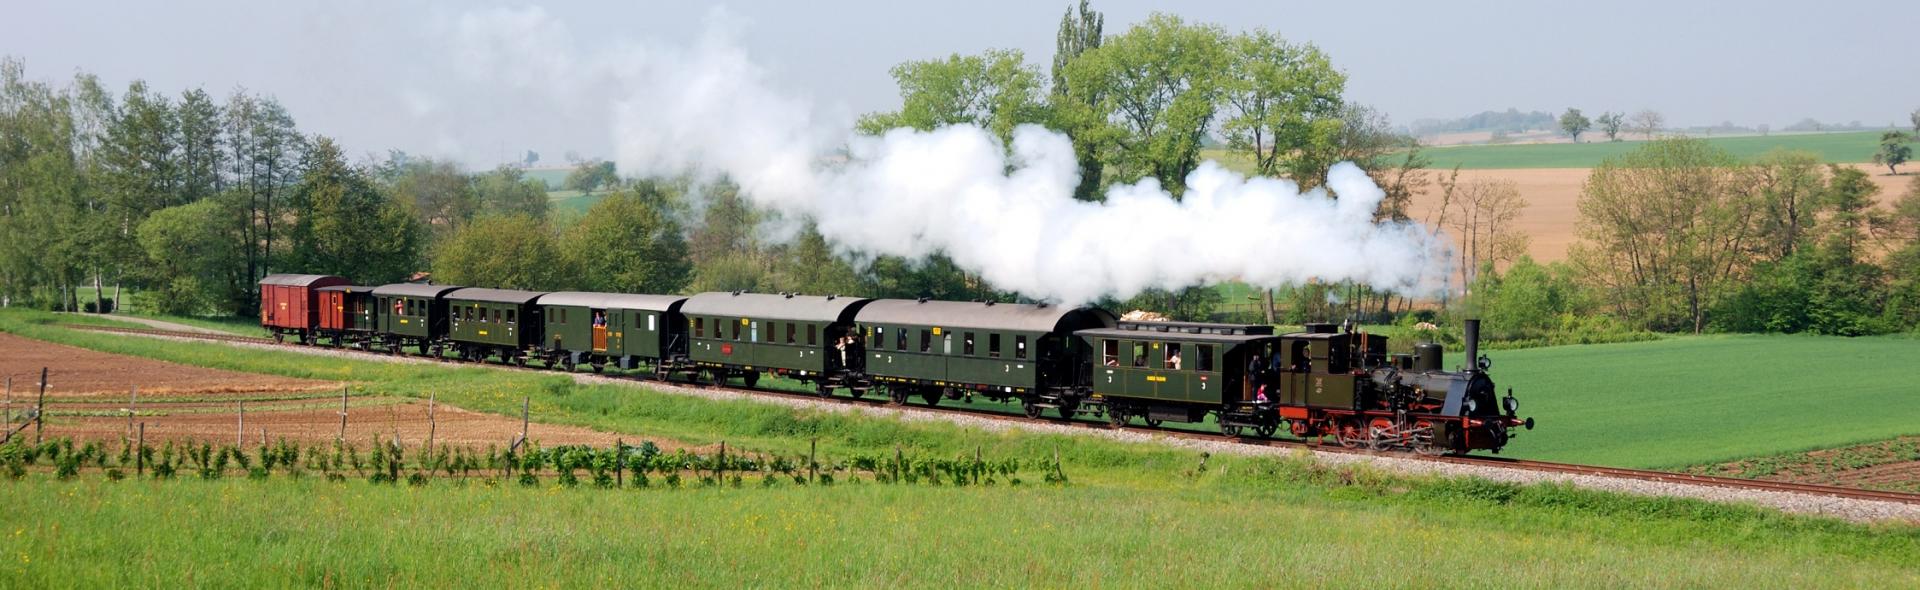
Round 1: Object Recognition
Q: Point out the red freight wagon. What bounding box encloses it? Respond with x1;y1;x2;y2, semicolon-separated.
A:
259;273;349;343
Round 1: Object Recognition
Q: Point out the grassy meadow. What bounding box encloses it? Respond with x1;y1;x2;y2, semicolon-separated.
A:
1491;333;1920;468
1417;131;1894;170
1200;131;1896;173
6;473;1917;588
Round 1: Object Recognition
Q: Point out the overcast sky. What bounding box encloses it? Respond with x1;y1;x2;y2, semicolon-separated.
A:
9;0;1915;169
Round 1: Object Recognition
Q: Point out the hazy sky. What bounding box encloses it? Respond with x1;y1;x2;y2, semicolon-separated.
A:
9;0;1915;169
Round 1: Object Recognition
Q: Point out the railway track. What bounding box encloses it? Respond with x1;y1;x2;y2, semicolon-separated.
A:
64;323;1920;507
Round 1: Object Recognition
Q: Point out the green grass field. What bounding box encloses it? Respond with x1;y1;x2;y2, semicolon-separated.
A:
1200;131;1898;173
4;309;1919;585
1491;334;1920;468
5;475;1915;588
1418;131;1896;170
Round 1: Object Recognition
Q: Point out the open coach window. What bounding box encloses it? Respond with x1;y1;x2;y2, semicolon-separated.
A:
1103;340;1119;367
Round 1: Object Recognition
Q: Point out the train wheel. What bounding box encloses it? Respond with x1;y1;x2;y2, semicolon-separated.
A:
1022;402;1043;419
887;387;907;405
1107;408;1128;427
849;387;866;399
1220;423;1244;437
741;371;758;388
920;389;940;407
1145;417;1164;428
1255;423;1277;438
1336;419;1367;449
590;362;603;374
273;333;285;344
1057;398;1078;421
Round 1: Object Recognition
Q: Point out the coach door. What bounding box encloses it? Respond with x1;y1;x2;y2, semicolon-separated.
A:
590;309;610;352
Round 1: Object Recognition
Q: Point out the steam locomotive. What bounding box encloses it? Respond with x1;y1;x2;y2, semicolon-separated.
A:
261;274;1533;454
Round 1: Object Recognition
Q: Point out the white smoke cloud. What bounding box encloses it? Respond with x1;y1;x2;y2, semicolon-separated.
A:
451;7;1451;304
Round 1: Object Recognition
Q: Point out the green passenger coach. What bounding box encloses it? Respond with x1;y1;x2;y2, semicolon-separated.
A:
1076;321;1280;434
371;283;462;355
856;299;1114;415
442;288;548;366
681;292;873;393
538;292;690;375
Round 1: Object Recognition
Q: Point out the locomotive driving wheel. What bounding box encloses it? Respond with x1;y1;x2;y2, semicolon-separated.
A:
1336;419;1368;449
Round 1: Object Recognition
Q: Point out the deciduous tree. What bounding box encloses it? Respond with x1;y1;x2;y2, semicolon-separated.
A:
1061;13;1228;197
1595;111;1625;142
1219;30;1345;179
431;214;565;291
1872;131;1912;175
561;184;692;295
1629;109;1664;140
1743;150;1826;260
1570;138;1758;333
1558;108;1591;143
1051;0;1105;201
473;165;549;219
856;49;1048;146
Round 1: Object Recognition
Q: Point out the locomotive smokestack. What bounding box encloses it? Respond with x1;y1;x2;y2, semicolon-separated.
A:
1463;319;1481;372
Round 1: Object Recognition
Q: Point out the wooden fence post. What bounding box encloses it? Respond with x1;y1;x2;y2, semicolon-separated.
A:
809;438;818;484
513;396;529;452
425;393;437;463
718;441;726;485
126;385;137;436
136;422;145;477
236;401;244;447
338;386;349;443
35;367;47;444
5;375;12;429
614;438;624;488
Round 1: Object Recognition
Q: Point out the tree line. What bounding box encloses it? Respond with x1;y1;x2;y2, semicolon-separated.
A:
1464;138;1920;341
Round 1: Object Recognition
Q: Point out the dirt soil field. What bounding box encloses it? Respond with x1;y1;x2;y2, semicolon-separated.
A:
1;332;673;449
0;332;322;398
1406;164;1916;263
1687;436;1920;493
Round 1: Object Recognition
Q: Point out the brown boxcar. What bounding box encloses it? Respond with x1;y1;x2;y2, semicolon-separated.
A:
315;284;379;347
259;274;349;343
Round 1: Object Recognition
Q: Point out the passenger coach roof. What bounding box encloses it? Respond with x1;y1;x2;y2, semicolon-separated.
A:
371;283;463;298
858;299;1115;334
538;292;686;312
445;287;549;305
259;274;346;287
1076;326;1275;344
681;292;870;323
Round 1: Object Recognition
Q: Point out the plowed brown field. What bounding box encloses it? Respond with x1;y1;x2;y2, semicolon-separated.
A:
1;332;673;449
1407;165;1916;262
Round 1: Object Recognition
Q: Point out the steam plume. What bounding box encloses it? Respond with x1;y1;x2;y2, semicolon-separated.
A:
453;7;1450;304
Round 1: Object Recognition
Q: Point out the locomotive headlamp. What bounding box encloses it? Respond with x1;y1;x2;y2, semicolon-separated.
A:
1477;355;1493;371
1503;390;1518;414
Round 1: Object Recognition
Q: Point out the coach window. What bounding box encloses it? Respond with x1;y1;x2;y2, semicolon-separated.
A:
874;327;886;350
1131;341;1146;368
1015;335;1028;359
1165;342;1182;370
808;324;818;345
1197;345;1214;372
731;319;742;340
694;317;705;338
963;332;975;356
896;327;907;350
920;330;931;353
506;310;517;325
786;322;796;344
1102;340;1119;367
989;334;1002;358
559;308;568;324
